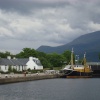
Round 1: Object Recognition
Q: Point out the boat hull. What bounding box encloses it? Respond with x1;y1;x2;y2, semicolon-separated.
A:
66;76;92;78
61;70;93;78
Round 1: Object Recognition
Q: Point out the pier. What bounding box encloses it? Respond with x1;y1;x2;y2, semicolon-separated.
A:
0;73;60;84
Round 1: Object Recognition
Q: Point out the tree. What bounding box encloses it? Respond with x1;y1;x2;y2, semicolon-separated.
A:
62;50;71;64
12;68;17;73
47;53;65;67
8;66;13;72
37;51;47;58
39;57;52;68
0;51;12;58
16;48;38;58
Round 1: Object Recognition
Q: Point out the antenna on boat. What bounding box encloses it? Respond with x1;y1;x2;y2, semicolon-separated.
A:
72;48;74;53
84;52;86;58
71;48;74;69
84;52;87;67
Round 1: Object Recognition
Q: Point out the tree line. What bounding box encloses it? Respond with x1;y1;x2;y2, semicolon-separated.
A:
0;48;72;69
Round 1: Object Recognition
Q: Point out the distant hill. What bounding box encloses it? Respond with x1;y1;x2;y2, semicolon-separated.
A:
37;31;100;61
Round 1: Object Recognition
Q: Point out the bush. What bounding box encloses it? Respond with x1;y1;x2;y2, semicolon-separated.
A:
8;66;13;72
12;68;17;73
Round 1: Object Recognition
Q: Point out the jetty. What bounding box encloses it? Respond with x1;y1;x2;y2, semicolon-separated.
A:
0;73;60;84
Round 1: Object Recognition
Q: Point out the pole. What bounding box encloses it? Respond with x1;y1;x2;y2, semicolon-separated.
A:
71;48;74;69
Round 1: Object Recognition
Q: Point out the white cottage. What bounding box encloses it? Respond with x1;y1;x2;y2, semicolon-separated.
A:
0;56;26;72
26;57;43;70
0;56;43;72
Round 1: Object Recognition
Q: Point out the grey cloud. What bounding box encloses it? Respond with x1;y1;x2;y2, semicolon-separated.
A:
0;0;100;53
0;0;68;14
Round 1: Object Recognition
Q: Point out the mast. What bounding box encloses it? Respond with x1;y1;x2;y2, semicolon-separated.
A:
83;52;87;67
71;48;74;69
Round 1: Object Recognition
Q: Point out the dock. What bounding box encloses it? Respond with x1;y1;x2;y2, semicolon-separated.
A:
0;73;60;84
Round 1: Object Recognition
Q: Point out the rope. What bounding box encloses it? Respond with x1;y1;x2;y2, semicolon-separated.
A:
65;70;73;76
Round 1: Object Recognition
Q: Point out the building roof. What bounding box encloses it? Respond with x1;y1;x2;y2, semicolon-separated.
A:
0;58;27;66
0;57;42;66
87;62;100;70
87;62;100;65
0;58;14;66
16;58;29;65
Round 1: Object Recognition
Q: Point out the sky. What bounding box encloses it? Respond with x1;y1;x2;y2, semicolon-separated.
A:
0;0;100;54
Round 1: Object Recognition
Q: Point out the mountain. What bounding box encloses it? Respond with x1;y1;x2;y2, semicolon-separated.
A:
37;31;100;61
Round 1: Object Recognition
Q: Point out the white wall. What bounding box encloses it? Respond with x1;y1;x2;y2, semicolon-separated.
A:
0;65;26;72
26;57;43;70
0;65;8;72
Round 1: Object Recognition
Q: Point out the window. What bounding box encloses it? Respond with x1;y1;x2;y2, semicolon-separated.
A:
5;66;7;70
19;66;20;71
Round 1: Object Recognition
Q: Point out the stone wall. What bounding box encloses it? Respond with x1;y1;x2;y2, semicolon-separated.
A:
0;74;60;84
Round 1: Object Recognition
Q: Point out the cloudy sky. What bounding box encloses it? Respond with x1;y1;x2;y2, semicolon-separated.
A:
0;0;100;53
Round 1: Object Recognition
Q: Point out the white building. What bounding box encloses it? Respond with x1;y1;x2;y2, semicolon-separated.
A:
26;57;43;70
0;56;43;72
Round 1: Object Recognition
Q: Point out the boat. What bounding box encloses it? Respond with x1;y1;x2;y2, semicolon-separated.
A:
60;49;93;78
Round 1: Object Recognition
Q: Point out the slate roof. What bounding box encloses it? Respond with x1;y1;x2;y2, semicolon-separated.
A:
87;62;100;70
87;62;100;65
35;60;42;66
11;59;26;66
0;58;14;66
0;58;27;66
0;58;42;66
18;58;29;65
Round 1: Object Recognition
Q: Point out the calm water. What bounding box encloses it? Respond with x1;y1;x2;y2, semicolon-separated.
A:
0;78;100;100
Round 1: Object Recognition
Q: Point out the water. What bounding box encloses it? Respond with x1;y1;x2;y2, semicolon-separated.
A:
0;78;100;100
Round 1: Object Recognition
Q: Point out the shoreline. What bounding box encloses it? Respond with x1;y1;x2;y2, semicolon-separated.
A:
0;74;60;84
0;73;100;84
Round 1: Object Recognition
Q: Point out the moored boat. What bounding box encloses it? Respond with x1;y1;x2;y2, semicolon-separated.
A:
60;49;93;78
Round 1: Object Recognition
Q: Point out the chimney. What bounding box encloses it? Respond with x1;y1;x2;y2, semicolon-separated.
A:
13;57;16;59
7;56;11;60
29;57;33;61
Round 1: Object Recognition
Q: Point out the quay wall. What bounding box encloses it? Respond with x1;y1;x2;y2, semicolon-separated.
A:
0;74;60;84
